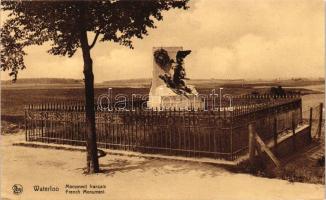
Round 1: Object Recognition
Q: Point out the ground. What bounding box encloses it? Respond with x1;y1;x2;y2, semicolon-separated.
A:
1;132;324;200
1;82;324;199
274;140;325;184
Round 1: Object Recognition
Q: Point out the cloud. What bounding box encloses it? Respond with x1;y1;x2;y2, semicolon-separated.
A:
149;0;324;80
187;47;235;79
94;47;152;81
1;0;324;82
8;44;84;79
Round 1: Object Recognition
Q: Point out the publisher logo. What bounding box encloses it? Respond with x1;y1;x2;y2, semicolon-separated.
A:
12;184;23;195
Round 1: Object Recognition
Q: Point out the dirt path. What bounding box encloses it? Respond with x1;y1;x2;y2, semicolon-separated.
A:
1;133;324;200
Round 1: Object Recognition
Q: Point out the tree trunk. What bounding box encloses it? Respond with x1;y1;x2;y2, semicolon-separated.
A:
78;4;99;173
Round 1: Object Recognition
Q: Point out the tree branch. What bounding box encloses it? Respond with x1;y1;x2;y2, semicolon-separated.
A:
89;31;100;50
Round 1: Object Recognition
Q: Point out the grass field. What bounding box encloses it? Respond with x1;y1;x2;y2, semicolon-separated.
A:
1;87;149;117
1;79;324;119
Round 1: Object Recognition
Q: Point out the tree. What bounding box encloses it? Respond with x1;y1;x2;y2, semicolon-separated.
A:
270;85;286;97
1;0;189;173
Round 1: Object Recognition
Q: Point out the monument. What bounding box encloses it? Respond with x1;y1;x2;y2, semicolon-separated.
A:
147;47;203;110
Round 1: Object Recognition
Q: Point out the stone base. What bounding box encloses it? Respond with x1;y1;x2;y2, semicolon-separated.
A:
147;85;203;110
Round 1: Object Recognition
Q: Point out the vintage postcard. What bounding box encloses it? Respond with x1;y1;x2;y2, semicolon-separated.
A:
0;0;325;199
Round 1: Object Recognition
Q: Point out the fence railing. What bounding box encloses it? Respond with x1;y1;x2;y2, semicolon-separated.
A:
25;97;302;161
302;103;324;139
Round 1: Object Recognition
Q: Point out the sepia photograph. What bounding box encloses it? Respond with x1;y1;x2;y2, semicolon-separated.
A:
0;0;325;199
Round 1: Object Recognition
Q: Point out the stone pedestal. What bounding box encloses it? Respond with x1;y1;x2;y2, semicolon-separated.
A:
147;47;203;110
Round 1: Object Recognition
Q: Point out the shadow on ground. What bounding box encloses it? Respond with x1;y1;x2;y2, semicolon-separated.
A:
96;157;224;178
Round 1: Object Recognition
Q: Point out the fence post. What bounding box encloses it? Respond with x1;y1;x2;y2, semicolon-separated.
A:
273;117;278;154
299;98;303;124
248;122;256;166
317;103;323;140
292;111;296;151
309;107;313;141
230;113;233;160
25;106;28;141
41;104;44;142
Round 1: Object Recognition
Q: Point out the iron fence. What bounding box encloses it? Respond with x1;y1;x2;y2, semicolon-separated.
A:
25;96;302;160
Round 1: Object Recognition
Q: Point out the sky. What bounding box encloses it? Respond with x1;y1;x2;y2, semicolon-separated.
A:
1;0;325;83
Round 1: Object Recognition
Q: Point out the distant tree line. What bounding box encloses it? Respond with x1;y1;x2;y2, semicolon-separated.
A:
1;78;83;85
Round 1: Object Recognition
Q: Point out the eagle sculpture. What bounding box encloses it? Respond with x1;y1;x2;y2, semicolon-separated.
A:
154;48;193;97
